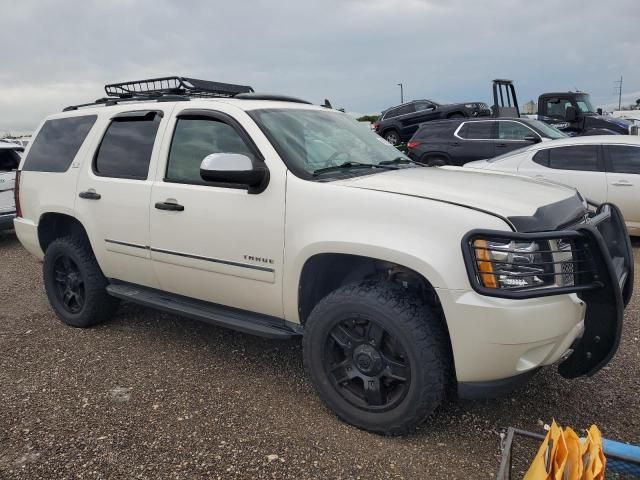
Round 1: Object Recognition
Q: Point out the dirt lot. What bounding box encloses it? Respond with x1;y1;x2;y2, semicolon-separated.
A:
0;230;638;479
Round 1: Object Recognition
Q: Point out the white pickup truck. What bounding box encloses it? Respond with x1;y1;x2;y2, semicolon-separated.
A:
13;77;635;435
0;141;22;231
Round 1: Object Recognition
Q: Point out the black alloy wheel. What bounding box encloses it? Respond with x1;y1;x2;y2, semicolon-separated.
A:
325;318;410;412
52;254;85;314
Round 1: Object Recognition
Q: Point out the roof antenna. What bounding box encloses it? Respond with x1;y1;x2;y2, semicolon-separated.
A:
322;98;333;109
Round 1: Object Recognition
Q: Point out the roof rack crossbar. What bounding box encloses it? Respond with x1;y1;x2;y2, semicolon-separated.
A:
104;76;254;98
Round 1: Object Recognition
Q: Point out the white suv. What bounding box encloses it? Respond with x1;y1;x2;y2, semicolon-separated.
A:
14;77;634;435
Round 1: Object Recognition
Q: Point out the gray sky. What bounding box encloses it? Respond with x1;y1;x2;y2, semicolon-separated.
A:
2;0;639;133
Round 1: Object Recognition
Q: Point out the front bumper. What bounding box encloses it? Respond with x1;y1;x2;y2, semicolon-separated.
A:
448;204;633;391
0;210;16;231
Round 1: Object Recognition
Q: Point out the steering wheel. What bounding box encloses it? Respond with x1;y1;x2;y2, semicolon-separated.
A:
327;151;350;166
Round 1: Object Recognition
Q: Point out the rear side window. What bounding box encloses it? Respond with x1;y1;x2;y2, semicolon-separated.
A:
532;149;549;166
22;116;97;172
415;122;455;139
383;108;399;120
460;121;494;139
166;118;256;184
608;145;640;174
94;113;160;179
396;104;415;116
548;146;600;171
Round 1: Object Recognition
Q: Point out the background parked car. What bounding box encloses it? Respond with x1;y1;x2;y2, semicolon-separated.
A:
0;141;23;231
407;117;566;166
374;99;491;144
465;135;640;235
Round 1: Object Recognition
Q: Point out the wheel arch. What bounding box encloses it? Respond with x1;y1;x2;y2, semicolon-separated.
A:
38;212;90;254
297;252;446;325
419;150;452;163
446;111;467;118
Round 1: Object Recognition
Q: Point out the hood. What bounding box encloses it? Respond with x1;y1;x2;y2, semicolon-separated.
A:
335;167;586;230
585;115;631;133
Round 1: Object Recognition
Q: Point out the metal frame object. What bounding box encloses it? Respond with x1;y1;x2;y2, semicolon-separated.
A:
497;427;640;479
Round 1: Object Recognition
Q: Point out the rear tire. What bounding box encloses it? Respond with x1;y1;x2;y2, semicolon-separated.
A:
384;130;400;145
303;281;450;435
43;236;119;328
423;155;449;167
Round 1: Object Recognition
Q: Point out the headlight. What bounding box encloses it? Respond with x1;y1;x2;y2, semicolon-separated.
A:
464;104;474;108
463;231;598;298
473;238;558;289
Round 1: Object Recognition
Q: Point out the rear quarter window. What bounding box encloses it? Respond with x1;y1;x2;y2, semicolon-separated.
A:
415;122;455;139
22;115;97;172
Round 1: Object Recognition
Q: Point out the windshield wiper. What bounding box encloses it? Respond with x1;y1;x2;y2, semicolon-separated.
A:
379;157;428;167
312;161;397;176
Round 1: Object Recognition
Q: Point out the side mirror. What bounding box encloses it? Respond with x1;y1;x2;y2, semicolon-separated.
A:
565;106;577;122
597;108;603;115
200;153;269;194
523;135;541;143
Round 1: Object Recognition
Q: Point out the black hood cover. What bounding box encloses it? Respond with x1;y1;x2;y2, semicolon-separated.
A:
508;193;587;232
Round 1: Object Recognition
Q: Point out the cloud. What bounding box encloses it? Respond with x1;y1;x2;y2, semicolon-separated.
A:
1;0;638;133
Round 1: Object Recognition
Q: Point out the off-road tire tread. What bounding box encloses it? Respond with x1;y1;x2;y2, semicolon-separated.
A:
43;236;119;328
303;280;451;435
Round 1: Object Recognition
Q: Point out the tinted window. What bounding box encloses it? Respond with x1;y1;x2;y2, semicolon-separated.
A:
532;149;549;166
23;116;96;172
167;118;256;184
0;149;21;171
608;145;640;174
414;101;434;112
548;146;600;171
498;121;535;140
383;108;399;120
461;121;494;139
545;98;573;119
396;104;414;116
415;122;455;139
94;115;160;179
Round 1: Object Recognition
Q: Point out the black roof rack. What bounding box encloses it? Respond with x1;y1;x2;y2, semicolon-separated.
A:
104;76;254;98
62;76;317;112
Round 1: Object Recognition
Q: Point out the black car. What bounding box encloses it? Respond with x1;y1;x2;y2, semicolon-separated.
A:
406;117;567;166
374;99;491;144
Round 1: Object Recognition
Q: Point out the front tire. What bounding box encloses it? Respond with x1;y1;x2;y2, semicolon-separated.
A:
303;281;450;435
43;236;119;328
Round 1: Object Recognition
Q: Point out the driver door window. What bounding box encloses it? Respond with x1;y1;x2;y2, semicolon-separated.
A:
498;121;536;140
166;118;256;184
545;98;573;120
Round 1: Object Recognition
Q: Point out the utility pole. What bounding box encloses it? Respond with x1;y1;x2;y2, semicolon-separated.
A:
614;76;623;110
397;83;404;104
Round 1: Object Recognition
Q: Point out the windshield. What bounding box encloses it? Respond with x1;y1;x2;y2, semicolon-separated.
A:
575;95;596;114
249;108;410;178
527;120;567;139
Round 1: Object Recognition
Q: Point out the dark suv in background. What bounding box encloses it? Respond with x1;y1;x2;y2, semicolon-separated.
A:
407;117;566;166
374;99;490;144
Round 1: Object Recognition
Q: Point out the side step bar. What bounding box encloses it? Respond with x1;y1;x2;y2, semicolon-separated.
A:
106;282;303;340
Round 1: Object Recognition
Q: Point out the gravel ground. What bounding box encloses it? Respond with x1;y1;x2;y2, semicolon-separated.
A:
1;230;638;479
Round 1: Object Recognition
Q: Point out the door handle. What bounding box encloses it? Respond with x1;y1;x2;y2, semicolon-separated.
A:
495;143;507;148
155;201;184;211
611;181;633;187
533;175;546;180
450;142;460;147
79;190;101;200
